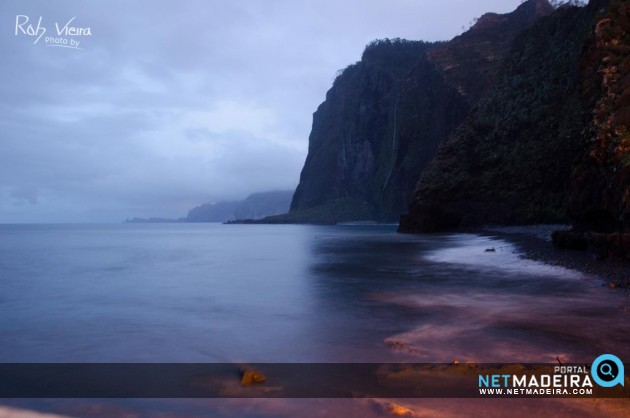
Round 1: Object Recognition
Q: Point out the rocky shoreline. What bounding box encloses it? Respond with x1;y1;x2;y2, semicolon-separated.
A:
483;225;630;288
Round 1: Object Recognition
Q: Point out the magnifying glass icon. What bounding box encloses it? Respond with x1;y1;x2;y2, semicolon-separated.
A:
600;363;615;378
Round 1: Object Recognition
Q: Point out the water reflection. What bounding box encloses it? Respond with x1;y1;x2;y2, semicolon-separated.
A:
306;228;630;363
1;224;629;417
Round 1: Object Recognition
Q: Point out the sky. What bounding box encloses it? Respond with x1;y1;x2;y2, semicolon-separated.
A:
0;0;525;223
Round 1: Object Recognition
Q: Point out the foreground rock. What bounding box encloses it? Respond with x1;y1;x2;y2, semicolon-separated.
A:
240;368;266;385
552;230;630;260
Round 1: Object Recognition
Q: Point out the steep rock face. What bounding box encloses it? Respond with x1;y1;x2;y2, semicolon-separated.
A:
400;2;603;232
290;40;469;222
289;0;549;223
568;0;630;233
428;0;554;104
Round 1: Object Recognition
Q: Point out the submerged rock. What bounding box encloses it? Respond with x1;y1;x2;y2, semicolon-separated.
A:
240;368;266;385
371;400;417;417
382;402;416;417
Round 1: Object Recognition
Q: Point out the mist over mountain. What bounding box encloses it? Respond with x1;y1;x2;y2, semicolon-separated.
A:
185;191;293;222
125;191;293;223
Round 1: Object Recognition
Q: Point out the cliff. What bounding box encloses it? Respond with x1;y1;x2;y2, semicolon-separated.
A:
186;191;293;222
289;39;468;223
428;0;554;104
288;0;551;223
568;0;630;233
400;0;610;232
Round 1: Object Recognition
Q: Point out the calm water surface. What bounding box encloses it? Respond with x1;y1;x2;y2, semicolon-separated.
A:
0;223;628;417
0;224;428;362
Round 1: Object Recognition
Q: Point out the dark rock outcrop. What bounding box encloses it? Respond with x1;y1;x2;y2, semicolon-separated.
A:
588;232;630;259
567;0;630;233
400;1;606;233
290;39;467;222
428;0;554;104
552;230;630;260
240;368;266;385
288;0;551;223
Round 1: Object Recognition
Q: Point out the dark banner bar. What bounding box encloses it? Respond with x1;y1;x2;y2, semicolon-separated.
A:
0;363;627;398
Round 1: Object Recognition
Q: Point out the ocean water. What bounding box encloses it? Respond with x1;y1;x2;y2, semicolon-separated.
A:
0;223;628;417
0;223;428;363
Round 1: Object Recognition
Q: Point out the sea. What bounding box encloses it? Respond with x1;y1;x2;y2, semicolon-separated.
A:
0;223;628;417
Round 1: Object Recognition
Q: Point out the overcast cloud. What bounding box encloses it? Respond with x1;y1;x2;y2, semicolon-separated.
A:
0;0;523;222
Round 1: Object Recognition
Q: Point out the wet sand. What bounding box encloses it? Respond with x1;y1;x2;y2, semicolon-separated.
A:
0;406;72;418
369;226;630;418
484;224;630;287
376;229;630;363
3;397;630;418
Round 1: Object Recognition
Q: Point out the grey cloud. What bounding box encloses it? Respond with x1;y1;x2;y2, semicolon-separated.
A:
0;0;524;222
10;186;39;206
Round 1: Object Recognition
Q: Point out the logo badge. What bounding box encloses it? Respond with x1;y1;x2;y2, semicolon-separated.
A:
591;354;624;387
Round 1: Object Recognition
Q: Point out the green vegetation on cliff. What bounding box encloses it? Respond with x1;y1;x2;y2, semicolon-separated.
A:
289;39;467;222
288;1;550;224
261;0;627;235
400;2;605;232
568;0;630;232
